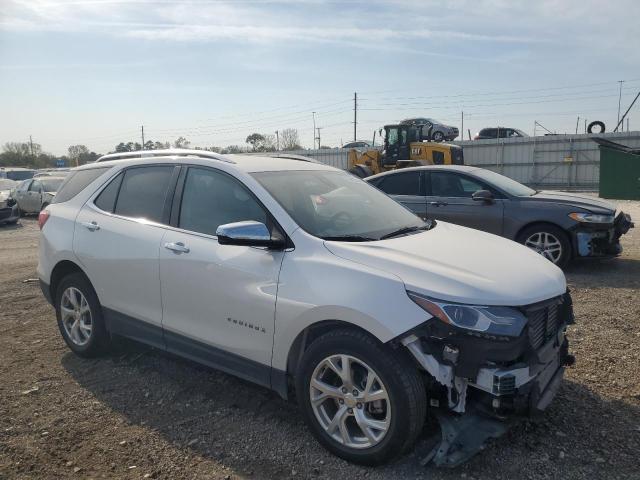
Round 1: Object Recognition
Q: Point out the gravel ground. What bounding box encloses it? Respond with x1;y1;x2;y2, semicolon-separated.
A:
1;201;639;480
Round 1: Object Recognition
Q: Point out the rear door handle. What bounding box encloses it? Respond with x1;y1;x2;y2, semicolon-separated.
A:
164;242;190;254
429;201;448;207
81;221;100;231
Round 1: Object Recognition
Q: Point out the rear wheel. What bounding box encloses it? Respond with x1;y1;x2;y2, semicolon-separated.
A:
295;328;426;465
55;272;110;357
517;224;571;268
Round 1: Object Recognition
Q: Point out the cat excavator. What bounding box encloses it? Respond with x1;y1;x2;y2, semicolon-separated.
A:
348;123;464;178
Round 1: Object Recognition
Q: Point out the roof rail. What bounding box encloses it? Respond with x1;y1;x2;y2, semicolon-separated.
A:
96;149;235;164
265;153;320;164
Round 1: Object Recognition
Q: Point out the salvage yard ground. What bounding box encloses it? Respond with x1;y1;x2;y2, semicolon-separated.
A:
1;200;639;480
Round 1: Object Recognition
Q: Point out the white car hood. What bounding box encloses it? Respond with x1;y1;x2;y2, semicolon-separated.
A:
323;221;566;306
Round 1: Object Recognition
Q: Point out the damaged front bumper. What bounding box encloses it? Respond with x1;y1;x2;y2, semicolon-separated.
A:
572;211;634;258
402;292;575;467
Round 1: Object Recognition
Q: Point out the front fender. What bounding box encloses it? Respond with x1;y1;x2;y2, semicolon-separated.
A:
271;234;429;371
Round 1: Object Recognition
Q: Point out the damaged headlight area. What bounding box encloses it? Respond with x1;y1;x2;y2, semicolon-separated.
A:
568;212;614;223
407;291;527;337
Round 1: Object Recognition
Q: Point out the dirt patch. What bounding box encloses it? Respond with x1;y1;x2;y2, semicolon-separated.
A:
1;205;639;480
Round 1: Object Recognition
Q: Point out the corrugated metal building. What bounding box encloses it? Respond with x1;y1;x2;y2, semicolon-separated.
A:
281;131;640;191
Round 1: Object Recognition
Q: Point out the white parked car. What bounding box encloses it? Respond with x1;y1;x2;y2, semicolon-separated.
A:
37;150;574;466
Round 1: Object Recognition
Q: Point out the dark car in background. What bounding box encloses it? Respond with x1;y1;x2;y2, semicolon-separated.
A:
399;118;459;142
474;127;528;140
366;165;633;267
0;179;20;225
0;167;36;181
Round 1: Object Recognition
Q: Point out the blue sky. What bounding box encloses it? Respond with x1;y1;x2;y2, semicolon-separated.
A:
1;0;639;155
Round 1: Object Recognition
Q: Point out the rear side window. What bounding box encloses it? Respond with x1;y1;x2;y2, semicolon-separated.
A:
94;173;123;213
114;166;174;223
377;171;421;196
52;167;110;204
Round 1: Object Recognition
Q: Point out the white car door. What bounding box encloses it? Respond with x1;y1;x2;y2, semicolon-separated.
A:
73;165;178;347
159;166;285;388
24;179;43;213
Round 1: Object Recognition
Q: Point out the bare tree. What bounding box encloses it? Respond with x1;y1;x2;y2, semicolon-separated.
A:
68;144;89;166
174;137;190;149
280;128;302;150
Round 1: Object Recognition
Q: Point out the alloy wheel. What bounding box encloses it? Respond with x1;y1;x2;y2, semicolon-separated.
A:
524;231;563;264
309;354;391;449
60;287;93;346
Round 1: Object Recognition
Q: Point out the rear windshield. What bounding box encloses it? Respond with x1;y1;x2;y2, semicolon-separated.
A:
52;167;111;204
40;178;65;192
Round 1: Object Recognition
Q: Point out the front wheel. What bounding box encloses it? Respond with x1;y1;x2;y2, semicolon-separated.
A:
295;329;427;465
517;224;571;268
432;131;444;141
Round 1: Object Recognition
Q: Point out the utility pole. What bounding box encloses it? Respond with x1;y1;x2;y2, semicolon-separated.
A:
316;127;323;149
353;92;358;142
575;116;580;134
617;80;625;128
461;111;464;141
275;130;279;151
29;135;34;157
614;89;640;132
141;125;145;149
312;112;317;149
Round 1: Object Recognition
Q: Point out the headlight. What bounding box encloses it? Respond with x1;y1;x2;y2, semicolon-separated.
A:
569;212;614;223
407;291;527;337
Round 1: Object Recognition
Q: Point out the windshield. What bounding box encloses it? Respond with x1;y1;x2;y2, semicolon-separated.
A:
40;178;65;192
253;170;427;241
5;170;35;181
0;179;16;190
472;169;536;197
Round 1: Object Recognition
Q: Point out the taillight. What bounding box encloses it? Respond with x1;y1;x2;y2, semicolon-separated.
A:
38;210;50;230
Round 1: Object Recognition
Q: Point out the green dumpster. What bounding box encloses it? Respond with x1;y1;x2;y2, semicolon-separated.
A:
594;138;640;200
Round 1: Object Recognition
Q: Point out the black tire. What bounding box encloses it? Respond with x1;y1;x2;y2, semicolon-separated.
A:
55;272;110;357
348;164;373;178
432;131;445;142
587;120;605;134
295;328;427;465
516;223;571;268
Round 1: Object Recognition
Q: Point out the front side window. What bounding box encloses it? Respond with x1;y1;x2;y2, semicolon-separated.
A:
377;171;421;196
387;128;399;146
179;167;267;236
430;172;484;198
29;180;41;192
254;170;426;241
114;166;174;223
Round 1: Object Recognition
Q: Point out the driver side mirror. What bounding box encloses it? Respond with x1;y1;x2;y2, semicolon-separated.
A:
471;190;494;203
216;221;286;249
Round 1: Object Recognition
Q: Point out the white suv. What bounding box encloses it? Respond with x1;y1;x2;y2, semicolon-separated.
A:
37;150;574;466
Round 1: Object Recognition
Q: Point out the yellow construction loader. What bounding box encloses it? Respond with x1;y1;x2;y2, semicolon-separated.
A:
348;124;464;177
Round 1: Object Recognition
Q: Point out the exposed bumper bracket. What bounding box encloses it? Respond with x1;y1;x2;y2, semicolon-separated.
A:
423;408;510;468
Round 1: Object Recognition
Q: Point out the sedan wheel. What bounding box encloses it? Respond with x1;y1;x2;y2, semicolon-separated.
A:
524;231;562;263
432;131;444;141
60;287;93;346
310;354;391;449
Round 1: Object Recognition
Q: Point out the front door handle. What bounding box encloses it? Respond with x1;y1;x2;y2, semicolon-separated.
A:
164;242;190;254
81;221;100;231
429;201;448;207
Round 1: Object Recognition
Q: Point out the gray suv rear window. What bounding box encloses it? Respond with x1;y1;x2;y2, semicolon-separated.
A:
52;167;111;204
